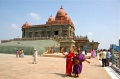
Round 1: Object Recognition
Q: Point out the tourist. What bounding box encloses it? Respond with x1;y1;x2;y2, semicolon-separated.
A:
72;49;90;77
65;49;74;76
91;49;95;58
82;49;85;57
18;50;22;57
106;49;111;66
96;49;99;57
16;50;18;58
22;49;24;57
33;49;38;64
101;49;107;67
99;49;102;60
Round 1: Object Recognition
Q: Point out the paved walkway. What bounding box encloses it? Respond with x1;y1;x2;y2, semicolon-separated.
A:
0;53;119;79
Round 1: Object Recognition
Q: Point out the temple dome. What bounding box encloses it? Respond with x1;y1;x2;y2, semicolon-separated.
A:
48;15;54;21
65;13;70;20
55;6;66;20
22;21;30;28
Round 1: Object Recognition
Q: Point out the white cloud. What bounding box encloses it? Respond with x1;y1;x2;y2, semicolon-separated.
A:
87;32;93;36
28;12;41;20
11;24;18;30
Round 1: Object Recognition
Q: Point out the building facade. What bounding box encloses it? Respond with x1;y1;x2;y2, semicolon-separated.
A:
21;6;99;51
22;6;75;38
74;36;99;51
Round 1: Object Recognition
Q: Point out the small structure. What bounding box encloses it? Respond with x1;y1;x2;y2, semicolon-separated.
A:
60;40;75;52
74;36;99;52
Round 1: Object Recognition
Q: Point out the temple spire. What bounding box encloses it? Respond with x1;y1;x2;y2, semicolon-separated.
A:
60;5;63;9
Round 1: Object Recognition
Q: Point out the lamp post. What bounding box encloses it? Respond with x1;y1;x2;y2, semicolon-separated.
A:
119;37;120;69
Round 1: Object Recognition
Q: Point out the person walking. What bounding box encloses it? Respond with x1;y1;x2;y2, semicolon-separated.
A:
99;49;102;60
96;49;99;57
106;49;111;66
65;49;74;76
33;49;38;64
91;49;95;58
82;49;85;57
22;49;24;57
73;49;90;77
19;50;22;57
101;49;107;67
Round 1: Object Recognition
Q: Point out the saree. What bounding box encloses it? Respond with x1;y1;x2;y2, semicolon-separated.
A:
66;51;74;75
73;54;85;74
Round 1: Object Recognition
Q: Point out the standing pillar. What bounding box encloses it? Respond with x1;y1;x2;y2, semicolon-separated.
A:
112;45;115;65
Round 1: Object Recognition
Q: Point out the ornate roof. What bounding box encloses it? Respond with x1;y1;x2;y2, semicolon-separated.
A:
22;21;30;28
48;15;55;21
47;6;74;28
22;6;74;29
55;6;66;20
64;13;70;20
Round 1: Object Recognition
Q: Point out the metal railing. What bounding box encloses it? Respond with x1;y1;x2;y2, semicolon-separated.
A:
111;51;120;75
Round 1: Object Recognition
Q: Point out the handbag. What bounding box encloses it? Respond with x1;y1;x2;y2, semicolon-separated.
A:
73;57;80;65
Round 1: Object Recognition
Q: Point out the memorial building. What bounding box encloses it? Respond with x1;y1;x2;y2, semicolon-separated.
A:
21;6;99;51
22;6;75;38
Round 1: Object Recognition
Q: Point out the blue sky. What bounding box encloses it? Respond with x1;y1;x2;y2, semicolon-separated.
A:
0;0;120;49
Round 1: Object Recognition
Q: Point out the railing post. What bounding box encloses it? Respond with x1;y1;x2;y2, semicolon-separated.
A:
118;38;120;69
112;45;115;65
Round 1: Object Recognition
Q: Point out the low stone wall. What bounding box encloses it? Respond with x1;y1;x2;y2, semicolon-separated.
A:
0;45;34;55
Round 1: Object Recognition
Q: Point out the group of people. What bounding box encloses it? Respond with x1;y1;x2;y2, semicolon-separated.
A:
90;48;111;67
62;48;90;77
99;49;111;67
16;49;24;58
16;49;38;64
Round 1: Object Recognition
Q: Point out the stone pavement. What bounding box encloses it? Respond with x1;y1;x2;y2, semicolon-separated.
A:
0;53;113;79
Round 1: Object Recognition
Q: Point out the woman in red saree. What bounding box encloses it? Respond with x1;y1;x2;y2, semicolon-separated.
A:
65;49;74;76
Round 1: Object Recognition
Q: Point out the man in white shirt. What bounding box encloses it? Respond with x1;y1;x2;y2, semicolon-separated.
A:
82;49;85;56
33;49;38;64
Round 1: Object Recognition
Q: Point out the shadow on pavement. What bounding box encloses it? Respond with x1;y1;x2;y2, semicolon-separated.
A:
28;62;33;64
91;64;102;67
50;73;67;77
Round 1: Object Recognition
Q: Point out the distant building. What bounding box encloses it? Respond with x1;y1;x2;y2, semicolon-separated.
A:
21;6;99;51
22;6;75;38
74;36;99;51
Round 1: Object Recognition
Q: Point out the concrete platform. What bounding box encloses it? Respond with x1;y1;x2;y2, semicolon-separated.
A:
0;53;112;79
41;53;91;59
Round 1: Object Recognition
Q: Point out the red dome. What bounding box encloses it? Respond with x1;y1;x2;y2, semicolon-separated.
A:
48;15;54;21
56;6;66;16
22;21;30;28
65;13;70;20
55;6;66;20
